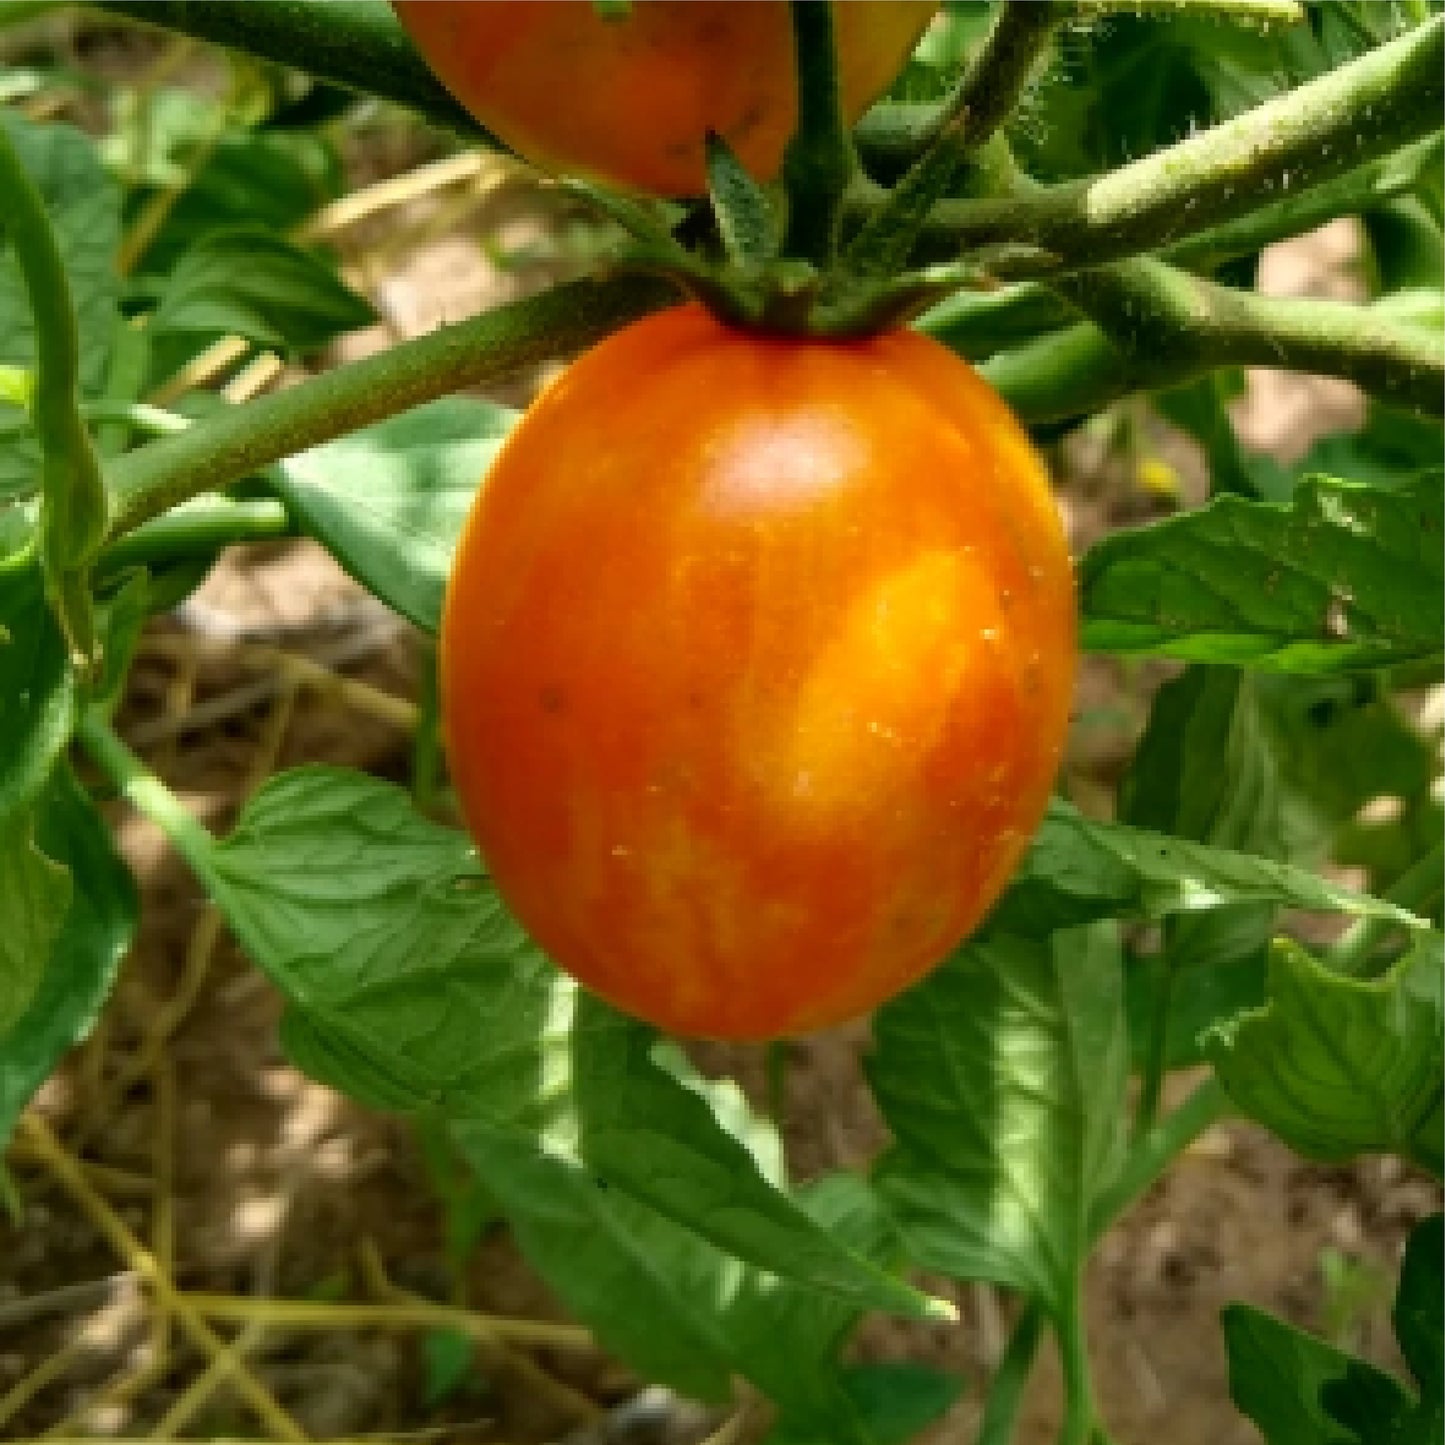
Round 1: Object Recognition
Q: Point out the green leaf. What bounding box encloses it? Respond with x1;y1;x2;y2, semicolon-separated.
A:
148;227;375;354
0;558;74;819
0;109;121;501
203;766;937;1323
1017;1;1408;184
1294;406;1444;492
1206;934;1444;1176
870;922;1127;1318
456;1114;892;1427
270;399;513;632
1223;1302;1414;1445
126;101;345;276
1258;674;1443;896
1226;1212;1444;1445
1121;668;1288;1069
0;766;136;1148
1080;472;1444;672
706;132;778;266
991;797;1425;938
0;804;70;1032
1128;947;1268;1072
763;1362;965;1445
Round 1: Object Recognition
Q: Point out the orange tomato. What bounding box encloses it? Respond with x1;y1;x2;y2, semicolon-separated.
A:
392;0;938;196
441;305;1076;1040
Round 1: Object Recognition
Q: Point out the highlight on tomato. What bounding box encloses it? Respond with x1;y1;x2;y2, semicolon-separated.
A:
392;0;939;196
441;304;1076;1040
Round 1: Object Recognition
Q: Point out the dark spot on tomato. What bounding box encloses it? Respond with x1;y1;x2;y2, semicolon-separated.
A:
539;685;567;715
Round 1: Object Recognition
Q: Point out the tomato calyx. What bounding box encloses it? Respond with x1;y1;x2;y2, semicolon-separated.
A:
576;93;1057;340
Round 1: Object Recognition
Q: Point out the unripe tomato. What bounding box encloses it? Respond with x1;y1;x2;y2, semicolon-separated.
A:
392;0;938;197
442;306;1075;1040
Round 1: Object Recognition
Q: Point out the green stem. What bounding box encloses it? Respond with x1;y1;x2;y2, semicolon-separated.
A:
98;496;296;577
75;710;218;879
903;15;1445;270
411;637;443;813
942;1;1065;157
1056;1274;1096;1445
1327;842;1445;977
781;1;852;266
0;117;108;668
976;1302;1045;1445
105;274;677;539
982;257;1444;422
1088;1077;1231;1241
1169;134;1445;275
1053;256;1444;415
919;282;1073;362
1133;937;1179;1139
91;0;496;148
843;0;1060;281
1074;0;1303;15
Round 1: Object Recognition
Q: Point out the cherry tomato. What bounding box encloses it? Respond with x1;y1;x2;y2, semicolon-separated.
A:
393;0;938;197
441;305;1076;1040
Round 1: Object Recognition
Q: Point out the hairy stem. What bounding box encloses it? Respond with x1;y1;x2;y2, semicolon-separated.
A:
1051;256;1444;414
106;274;676;539
904;15;1445;270
843;4;1060;277
1169;133;1445;274
944;1;1066;157
982;256;1445;421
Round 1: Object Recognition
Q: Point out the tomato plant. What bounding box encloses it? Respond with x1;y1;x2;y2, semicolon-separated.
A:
1;3;1442;1444
442;303;1074;1038
392;0;939;196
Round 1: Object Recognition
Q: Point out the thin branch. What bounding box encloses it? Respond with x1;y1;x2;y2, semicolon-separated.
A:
843;3;1063;277
1087;1077;1231;1240
98;497;297;577
976;1303;1046;1445
18;1115;307;1443
903;14;1445;271
942;1;1066;157
105;274;677;540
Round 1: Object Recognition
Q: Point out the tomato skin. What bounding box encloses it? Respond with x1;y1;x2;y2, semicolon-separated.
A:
392;0;938;197
441;306;1075;1040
